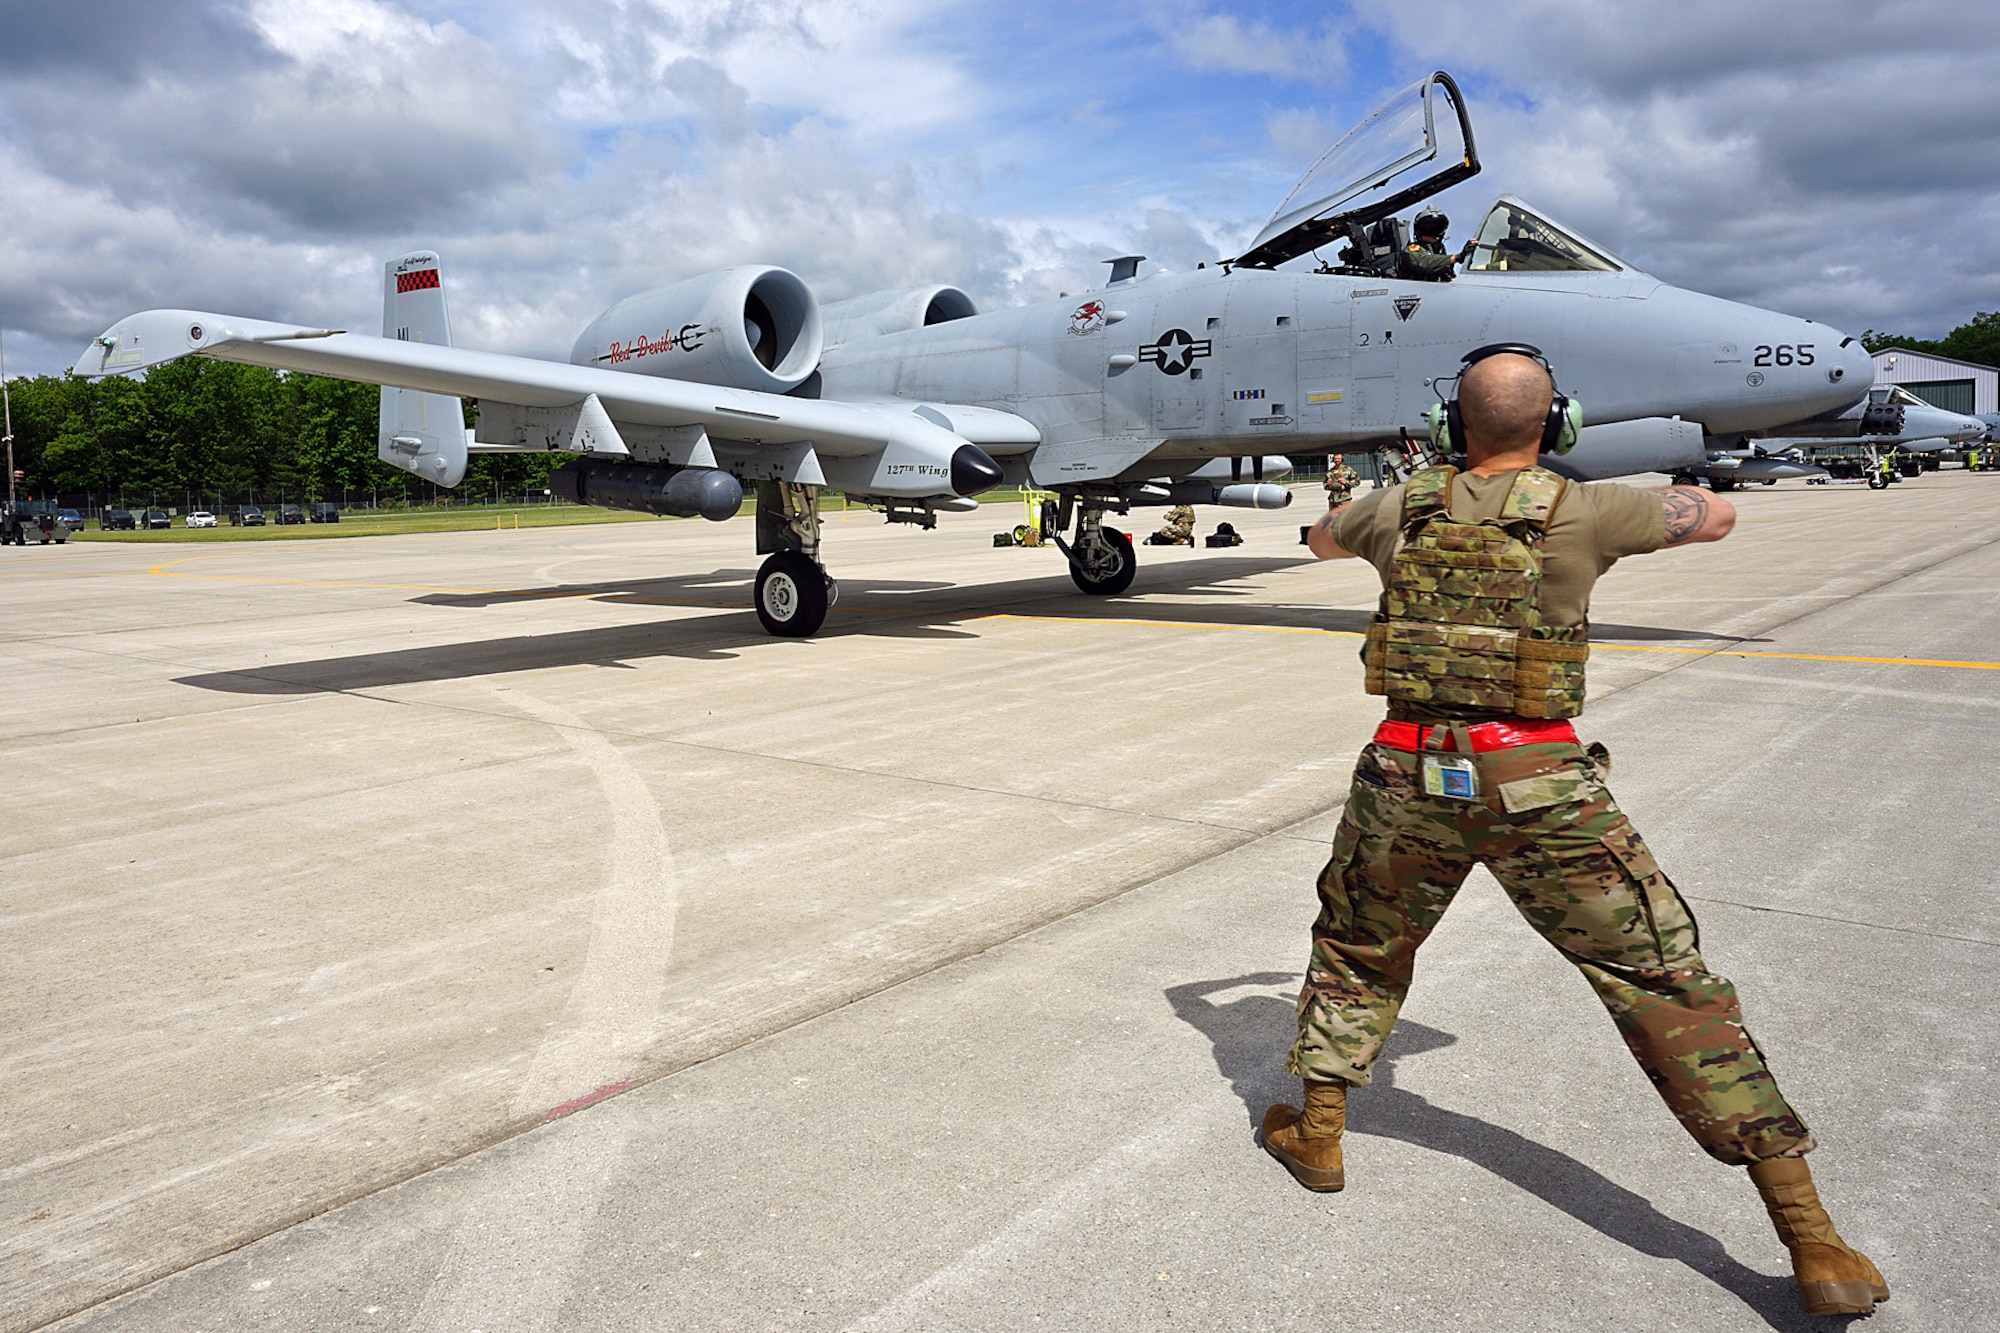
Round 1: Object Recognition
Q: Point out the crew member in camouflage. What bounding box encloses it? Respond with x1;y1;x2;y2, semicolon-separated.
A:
1289;738;1811;1166
1266;348;1887;1318
1324;455;1360;508
1153;504;1196;545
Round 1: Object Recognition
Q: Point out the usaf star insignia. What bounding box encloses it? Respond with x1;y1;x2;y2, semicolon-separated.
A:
1139;327;1213;375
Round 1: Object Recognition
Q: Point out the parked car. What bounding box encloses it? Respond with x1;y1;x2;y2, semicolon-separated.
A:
308;502;340;523
228;505;265;526
58;508;85;531
142;509;172;530
102;508;137;530
274;503;305;525
186;510;217;529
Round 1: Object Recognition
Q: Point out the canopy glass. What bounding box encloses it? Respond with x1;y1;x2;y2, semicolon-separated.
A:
1237;72;1477;269
1462;199;1624;273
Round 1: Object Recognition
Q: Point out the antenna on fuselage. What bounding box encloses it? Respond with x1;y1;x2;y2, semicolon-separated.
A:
1104;256;1145;285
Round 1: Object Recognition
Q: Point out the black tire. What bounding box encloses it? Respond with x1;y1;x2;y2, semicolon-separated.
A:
1069;527;1136;596
754;550;829;637
1867;474;1889;490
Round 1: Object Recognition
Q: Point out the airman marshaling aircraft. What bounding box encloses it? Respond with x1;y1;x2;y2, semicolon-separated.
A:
77;73;1875;637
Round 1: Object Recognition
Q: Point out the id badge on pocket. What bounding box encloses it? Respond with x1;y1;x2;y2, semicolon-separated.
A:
1420;753;1482;802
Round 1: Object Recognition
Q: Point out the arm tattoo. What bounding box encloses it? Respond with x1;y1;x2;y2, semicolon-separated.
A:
1652;487;1709;544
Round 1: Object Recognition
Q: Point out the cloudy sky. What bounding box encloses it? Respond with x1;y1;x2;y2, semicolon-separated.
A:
2;0;1995;376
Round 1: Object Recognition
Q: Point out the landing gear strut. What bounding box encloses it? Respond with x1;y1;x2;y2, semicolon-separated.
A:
1054;495;1137;596
754;480;836;637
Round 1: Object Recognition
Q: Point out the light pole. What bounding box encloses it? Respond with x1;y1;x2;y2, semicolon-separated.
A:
1;319;15;506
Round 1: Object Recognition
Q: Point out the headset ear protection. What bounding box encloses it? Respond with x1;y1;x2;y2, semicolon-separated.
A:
1425;342;1582;456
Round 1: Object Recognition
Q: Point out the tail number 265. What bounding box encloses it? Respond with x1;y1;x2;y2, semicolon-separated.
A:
1753;344;1814;367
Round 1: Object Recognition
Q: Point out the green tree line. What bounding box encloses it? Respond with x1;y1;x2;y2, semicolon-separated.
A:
1860;311;2000;368
1;360;562;507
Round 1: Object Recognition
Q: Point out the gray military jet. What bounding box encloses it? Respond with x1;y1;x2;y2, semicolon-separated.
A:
1681;384;1985;489
75;72;1873;637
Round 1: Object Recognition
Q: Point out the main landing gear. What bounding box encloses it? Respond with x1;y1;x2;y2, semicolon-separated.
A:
754;480;837;637
1048;491;1137;596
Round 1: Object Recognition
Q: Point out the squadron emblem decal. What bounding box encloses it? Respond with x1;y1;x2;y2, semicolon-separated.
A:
1139;328;1212;375
1068;300;1107;336
1393;296;1422;321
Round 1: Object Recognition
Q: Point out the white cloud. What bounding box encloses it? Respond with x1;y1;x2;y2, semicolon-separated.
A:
1158;6;1347;84
1350;0;2000;334
4;0;1996;377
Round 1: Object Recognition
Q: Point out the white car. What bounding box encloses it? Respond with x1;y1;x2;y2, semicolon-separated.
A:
186;511;217;529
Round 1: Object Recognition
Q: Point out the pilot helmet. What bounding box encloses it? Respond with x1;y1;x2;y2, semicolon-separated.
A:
1413;208;1448;238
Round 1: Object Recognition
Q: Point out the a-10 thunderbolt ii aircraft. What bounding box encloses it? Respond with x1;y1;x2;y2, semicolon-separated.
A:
1682;383;1985;489
77;72;1875;637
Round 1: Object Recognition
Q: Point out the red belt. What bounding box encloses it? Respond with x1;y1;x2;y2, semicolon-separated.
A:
1373;719;1578;753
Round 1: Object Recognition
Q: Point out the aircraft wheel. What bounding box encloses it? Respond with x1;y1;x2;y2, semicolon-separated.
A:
1867;474;1889;490
754;550;829;637
1069;528;1136;596
1709;478;1736;492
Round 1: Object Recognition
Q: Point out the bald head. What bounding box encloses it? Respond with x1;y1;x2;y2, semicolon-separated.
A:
1458;353;1554;461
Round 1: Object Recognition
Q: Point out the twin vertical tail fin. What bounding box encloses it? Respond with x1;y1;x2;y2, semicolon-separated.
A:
377;251;469;487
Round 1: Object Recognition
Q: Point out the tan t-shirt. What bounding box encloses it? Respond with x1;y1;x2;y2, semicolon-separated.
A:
1335;469;1666;627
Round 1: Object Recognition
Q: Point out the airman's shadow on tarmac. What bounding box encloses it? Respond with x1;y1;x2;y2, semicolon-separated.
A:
174;556;1757;696
1164;974;1832;1332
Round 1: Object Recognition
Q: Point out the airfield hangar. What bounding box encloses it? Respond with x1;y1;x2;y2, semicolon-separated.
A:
1871;348;1999;415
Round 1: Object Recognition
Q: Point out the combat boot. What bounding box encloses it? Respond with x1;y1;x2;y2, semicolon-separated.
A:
1260;1080;1346;1192
1747;1157;1889;1317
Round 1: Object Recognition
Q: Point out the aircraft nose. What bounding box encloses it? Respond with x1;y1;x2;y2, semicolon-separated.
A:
1828;336;1875;392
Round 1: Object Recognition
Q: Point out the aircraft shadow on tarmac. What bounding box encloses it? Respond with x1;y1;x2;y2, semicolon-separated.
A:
174;557;1757;696
1164;975;1828;1332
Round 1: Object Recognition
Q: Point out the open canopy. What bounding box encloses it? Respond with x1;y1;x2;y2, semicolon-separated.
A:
1235;71;1478;270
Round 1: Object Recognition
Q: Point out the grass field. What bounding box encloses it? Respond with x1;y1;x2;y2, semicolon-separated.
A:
67;505;659;543
60;489;1067;544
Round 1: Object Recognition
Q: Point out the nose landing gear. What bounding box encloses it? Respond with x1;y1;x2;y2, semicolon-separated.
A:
1049;492;1137;595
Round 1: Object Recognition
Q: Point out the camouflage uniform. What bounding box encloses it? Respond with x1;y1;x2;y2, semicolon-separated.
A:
1397;238;1455;282
1324;464;1360;508
1289;467;1814;1166
1156;505;1195;544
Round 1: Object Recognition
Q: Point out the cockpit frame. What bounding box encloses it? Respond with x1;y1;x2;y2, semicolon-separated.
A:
1233;71;1480;271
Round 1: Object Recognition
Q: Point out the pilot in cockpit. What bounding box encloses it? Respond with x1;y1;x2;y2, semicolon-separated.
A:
1397;208;1456;282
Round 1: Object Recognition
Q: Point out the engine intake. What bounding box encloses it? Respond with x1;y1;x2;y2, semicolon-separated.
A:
570;266;822;394
820;284;979;348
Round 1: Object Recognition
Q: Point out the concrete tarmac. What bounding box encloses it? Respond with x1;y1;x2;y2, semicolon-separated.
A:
3;476;1996;1332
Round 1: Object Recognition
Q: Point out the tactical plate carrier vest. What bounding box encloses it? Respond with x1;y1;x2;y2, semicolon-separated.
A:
1362;465;1590;719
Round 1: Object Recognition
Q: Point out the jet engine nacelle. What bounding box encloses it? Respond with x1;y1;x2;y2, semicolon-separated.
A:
569;266;823;395
549;458;745;522
820;284;979;348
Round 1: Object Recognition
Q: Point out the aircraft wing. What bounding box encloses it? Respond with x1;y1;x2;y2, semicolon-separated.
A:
72;309;1034;489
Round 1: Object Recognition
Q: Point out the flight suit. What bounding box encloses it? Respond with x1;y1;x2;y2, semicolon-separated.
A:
1397;238;1455;282
1288;467;1814;1166
1324;463;1360;508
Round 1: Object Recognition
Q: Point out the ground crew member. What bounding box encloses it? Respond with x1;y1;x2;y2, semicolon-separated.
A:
1397;208;1456;282
1152;504;1195;545
1323;454;1360;509
1265;347;1887;1319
